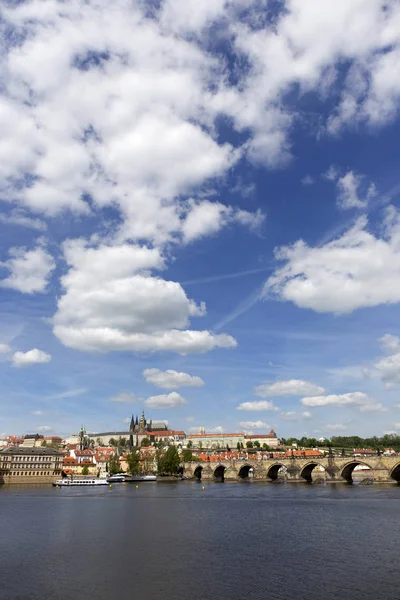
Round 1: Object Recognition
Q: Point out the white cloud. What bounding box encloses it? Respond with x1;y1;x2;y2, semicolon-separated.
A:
37;425;52;432
301;175;314;186
375;353;400;387
53;240;236;354
44;388;87;400
11;348;52;367
239;420;269;430
373;334;400;387
322;165;339;181
1;0;398;239
301;392;384;413
279;411;298;421
380;334;400;353
264;207;400;313
144;392;187;409
324;424;347;432
0;344;11;354
123;417;131;424
302;411;312;419
255;379;324;397
182;200;264;244
336;170;376;210
185;416;195;422
237;401;278;412
143;368;205;389
209;425;224;433
0;210;47;231
0;246;55;294
110;393;139;404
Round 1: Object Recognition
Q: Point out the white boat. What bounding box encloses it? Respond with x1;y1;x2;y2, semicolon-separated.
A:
107;474;126;483
53;478;108;487
129;474;157;482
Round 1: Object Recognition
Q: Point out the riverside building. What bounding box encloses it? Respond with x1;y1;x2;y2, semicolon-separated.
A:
0;447;63;485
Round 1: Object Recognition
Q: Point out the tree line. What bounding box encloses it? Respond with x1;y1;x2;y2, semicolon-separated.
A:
281;434;400;451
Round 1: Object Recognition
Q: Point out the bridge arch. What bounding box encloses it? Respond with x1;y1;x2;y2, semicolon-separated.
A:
300;462;325;483
390;463;400;483
193;465;203;481
213;464;226;482
340;461;374;484
266;463;286;481
238;464;253;480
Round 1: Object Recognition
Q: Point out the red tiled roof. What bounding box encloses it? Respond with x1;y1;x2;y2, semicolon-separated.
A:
188;433;244;438
245;434;278;439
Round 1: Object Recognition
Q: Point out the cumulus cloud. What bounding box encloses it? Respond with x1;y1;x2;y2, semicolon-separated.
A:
182;200;264;244
0;209;47;231
52;240;236;354
336;171;376;210
255;379;324;397
237;401;278;412
110;393;139;404
301;175;314;186
301;392;384;412
37;425;52;432
239;420;269;430
0;344;11;354
375;353;400;387
209;425;224;433
380;334;400;353
372;334;400;387
264;207;400;313
144;392;187;409
0;0;398;233
143;368;205;389
0;246;55;294
302;411;313;419
11;348;52;367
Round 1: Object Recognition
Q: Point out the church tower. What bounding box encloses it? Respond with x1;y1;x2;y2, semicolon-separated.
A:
129;415;135;448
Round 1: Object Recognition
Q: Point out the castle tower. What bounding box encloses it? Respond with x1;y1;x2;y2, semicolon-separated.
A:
129;415;135;448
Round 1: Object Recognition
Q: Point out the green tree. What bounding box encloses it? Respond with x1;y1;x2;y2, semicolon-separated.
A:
262;443;270;451
246;441;254;449
41;440;47;447
253;441;260;448
141;437;151;447
126;448;140;475
109;438;118;447
157;446;181;475
187;440;193;449
96;437;102;447
81;465;89;475
107;453;120;475
182;448;197;462
118;436;127;448
237;442;241;451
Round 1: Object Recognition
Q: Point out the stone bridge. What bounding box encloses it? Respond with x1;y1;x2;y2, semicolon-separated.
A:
182;456;400;484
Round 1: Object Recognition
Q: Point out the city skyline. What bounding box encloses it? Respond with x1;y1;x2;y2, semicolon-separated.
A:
1;2;400;439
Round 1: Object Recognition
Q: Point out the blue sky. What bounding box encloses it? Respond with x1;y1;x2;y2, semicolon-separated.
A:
1;0;400;440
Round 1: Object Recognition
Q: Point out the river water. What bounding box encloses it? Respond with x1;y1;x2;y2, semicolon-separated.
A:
1;481;400;600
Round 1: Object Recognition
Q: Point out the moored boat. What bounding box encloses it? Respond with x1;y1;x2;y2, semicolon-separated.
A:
53;478;108;487
107;474;126;483
128;474;157;482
